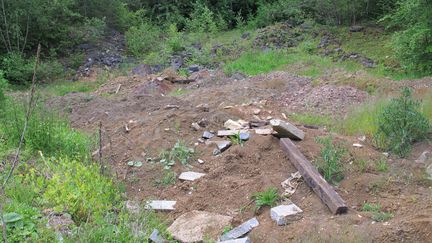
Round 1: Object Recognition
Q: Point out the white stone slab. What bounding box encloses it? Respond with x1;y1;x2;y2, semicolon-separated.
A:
145;200;176;211
270;203;303;226
179;171;206;181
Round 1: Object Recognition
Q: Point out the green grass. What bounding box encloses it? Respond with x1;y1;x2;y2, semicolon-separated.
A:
159;141;194;170
290;113;333;127
375;158;389;172
315;136;346;185
252;187;279;210
168;88;191;96
361;202;393;222
154;170;177;187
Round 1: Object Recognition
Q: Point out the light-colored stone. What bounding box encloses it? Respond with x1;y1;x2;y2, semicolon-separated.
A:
197;159;204;164
415;151;430;165
270;119;304;140
125;200;140;214
254;128;273;135
149;229;164;243
179;171;206;181
220;237;250;243
426;164;432;180
353;143;363;148
253;109;261;115
217;130;248;137
168;210;232;243
145;200;176;211
191;122;201;131
224;119;243;130
220;218;259;241
270;203;303;226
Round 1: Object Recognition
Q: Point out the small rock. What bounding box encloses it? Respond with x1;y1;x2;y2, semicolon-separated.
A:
191;122;201;131
426;164;432;180
349;25;364;32
213;149;221;156
196;104;209;112
239;133;250;141
149;229;164;243
165;104;180;110
224;119;243;130
358;135;366;142
197;159;204;164
145;200;176;211
167;210;233;242
382;152;390;157
217;130;248;137
281;113;287;119
270;203;303;226
220;218;259;241
415;151;430;165
203;131;215;139
253;109;261;115
179;171;206;181
353;143;363;148
255;128;273;135
215;141;232;152
249;120;269;128
266;116;273;120
198;118;209;128
188;64;200;73
220;237;251;243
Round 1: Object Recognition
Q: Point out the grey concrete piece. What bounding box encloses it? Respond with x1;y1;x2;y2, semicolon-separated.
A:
270;119;305;140
149;229;164;243
202;131;215;139
270;203;303;226
239;133;250;141
145;200;176;211
220;218;259;241
217;130;248;137
179;171;206;181
254;128;273;135
220;237;250;243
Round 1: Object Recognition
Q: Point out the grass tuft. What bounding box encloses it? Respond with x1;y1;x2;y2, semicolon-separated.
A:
252;187;279;210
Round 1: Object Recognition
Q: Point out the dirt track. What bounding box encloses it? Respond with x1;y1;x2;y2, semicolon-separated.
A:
48;68;432;242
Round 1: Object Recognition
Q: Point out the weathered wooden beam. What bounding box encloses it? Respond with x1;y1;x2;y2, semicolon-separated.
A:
280;138;348;214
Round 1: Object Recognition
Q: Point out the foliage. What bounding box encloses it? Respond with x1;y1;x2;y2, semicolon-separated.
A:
159;141;194;169
224;50;290;76
185;1;219;34
249;0;304;28
229;132;245;146
375;158;389;172
1;52;34;84
252;187;280;210
41;156;120;222
315;136;346;184
125;22;162;57
382;0;432;73
0;70;8;103
290;113;333;127
165;24;185;53
361;202;393;222
374;88;430;157
154;171;177;187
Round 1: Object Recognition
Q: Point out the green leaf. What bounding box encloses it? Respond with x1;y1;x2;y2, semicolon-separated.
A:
3;212;23;223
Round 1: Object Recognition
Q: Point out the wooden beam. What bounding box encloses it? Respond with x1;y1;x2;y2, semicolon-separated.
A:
280;138;348;214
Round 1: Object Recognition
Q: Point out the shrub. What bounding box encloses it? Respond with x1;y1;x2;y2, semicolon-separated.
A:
165;23;185;53
0;70;8;103
375;88;430;157
252;187;280;210
249;0;304;28
125;22;162;57
185;1;219;34
42;156;120;222
315;136;346;184
1;52;34;85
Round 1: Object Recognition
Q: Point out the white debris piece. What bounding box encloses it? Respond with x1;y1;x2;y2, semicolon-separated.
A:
179;172;206;181
270;203;303;226
145;200;176;211
281;171;302;196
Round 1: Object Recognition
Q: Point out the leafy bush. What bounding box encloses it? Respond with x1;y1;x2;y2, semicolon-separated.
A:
125;22;162;57
1;53;34;85
185;1;219;34
42;156;120;222
375;88;430;157
315;136;346;184
0;70;8;103
250;0;304;28
382;0;432;73
252;187;280;210
165;24;185;53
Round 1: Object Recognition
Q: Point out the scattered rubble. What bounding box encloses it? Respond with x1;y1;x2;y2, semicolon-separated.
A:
167;210;232;242
191;122;201;131
179;171;206;181
270;203;303;226
220;218;259;241
145;200;176;211
224;119;248;130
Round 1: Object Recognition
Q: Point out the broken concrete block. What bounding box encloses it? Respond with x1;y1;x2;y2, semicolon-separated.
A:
179;171;206;181
149;229;164;243
145;200;176;211
217;130;248;137
270;203;303;226
249;120;269;128
255;128;273;135
239;133;250;141
197;159;204;164
220;237;251;243
224;119;243;130
353;143;363;148
203;131;215;139
220;218;259;241
270;119;305;140
168;210;232;242
215;141;232;152
191;122;201;131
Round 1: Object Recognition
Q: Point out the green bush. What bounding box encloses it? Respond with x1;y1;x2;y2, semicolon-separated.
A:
185;1;219;34
165;24;185;53
0;70;8;103
125;22;162;57
42;156;120;222
1;53;34;85
249;0;304;28
375;88;430;157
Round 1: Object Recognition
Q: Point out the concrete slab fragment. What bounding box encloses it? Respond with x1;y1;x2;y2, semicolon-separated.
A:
145;200;176;211
270;203;303;226
220;218;259;241
179;171;206;181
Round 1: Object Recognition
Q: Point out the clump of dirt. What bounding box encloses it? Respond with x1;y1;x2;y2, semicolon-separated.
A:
47;68;432;242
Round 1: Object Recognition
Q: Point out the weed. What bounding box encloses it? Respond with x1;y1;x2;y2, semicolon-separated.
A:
224;50;290;76
159;141;194;169
252;187;279;210
372;212;394;222
361;202;393;222
154;171;177;187
229;132;244;146
375;158;389;172
362;203;381;212
169;88;190;96
289;113;333;127
375;88;430;157
356;159;369;173
315;136;346;185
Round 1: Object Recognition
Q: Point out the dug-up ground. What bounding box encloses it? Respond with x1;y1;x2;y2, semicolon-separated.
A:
48;65;432;242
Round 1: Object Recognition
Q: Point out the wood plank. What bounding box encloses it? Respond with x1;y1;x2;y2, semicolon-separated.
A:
279;138;348;214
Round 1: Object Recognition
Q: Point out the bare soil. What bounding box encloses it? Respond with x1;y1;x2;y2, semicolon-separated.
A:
47;68;432;242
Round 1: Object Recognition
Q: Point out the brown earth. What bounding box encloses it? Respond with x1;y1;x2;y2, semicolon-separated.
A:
47;68;432;242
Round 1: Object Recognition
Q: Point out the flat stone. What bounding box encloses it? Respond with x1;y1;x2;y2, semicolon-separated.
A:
220;237;251;243
255;128;273;135
191;122;201;131
168;210;232;242
239;133;250;141
179;171;206;181
220;218;259;241
270;119;305;140
215;141;232;152
217;130;248;137
249;120;269;128
197;159;204;164
224;119;243;130
149;229;164;243
353;143;363;148
202;131;215;139
145;200;176;211
270;203;303;226
253;109;261;115
415;151;430;165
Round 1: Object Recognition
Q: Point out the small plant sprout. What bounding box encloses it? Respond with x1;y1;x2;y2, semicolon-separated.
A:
159;141;194;169
252;187;280;210
229;131;244;146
